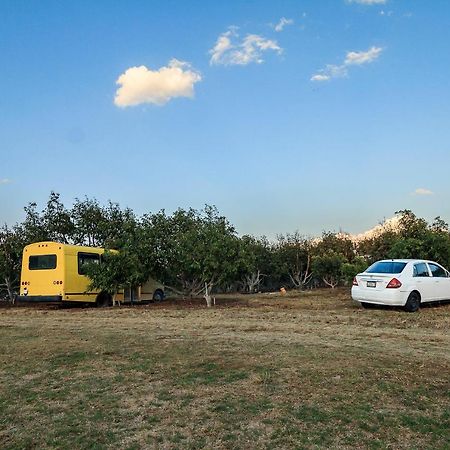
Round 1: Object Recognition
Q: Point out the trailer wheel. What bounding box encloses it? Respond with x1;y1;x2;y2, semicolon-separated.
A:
96;293;112;307
152;289;164;303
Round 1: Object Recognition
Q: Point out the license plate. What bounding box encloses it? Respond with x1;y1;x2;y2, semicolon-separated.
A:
367;281;376;288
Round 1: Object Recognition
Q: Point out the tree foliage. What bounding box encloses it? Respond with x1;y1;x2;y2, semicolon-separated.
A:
84;250;146;302
0;225;25;301
275;232;313;290
2;193;450;301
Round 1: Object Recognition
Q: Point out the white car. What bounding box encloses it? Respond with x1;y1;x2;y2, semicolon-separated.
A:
351;259;450;312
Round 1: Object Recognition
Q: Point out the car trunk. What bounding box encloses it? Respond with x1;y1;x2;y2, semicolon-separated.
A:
357;273;398;292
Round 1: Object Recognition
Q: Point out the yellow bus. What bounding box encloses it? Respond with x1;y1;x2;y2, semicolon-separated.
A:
17;241;165;306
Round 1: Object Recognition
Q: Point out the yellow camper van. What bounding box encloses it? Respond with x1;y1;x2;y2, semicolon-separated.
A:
17;242;165;306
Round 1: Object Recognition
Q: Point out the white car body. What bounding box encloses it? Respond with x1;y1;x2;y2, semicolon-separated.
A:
351;259;450;311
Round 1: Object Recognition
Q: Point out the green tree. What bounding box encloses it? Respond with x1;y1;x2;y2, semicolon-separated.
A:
238;235;273;293
21;192;75;244
312;251;346;288
357;230;399;263
342;257;368;285
42;192;75;243
71;197;108;247
315;232;355;262
84;250;147;305
275;232;313;290
0;225;25;302
396;209;428;239
140;206;240;295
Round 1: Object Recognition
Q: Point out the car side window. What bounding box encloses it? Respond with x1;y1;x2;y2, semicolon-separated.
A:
428;263;447;278
413;263;430;277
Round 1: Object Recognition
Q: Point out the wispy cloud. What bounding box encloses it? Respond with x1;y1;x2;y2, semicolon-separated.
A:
311;64;348;82
114;59;202;107
0;178;11;185
413;188;434;196
311;46;383;82
310;74;331;82
344;47;383;65
209;28;282;66
274;17;294;32
347;0;387;5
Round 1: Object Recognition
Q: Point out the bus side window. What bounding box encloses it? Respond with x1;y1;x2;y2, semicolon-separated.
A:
78;252;100;275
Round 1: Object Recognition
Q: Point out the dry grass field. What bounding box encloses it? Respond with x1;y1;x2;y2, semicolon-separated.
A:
0;289;449;449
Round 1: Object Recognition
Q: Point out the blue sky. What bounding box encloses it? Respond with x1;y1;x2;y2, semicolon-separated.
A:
1;0;450;238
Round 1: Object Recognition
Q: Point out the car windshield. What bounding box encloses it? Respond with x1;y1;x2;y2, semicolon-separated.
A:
365;261;407;274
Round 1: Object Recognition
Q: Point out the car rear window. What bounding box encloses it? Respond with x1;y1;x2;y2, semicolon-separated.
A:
365;261;407;274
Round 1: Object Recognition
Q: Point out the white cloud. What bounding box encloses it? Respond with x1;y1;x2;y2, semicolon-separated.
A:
274;17;294;32
0;178;11;185
347;0;387;5
209;30;234;65
344;46;383;65
114;59;202;107
310;64;348;82
311;46;383;82
310;74;331;82
413;188;434;196
209;28;282;66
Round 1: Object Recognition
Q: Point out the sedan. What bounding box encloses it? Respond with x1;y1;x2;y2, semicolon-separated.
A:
351;259;450;312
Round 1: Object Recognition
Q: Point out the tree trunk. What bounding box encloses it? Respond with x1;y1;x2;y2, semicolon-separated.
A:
323;277;338;289
244;270;263;293
2;276;16;303
289;254;312;290
204;282;214;308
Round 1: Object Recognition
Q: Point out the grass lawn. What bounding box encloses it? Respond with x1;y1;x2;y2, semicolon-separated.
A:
0;289;449;449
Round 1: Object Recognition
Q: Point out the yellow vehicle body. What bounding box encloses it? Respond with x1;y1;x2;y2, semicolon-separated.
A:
18;241;164;304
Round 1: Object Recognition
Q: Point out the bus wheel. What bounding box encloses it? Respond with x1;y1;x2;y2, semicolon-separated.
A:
152;289;164;303
96;293;112;307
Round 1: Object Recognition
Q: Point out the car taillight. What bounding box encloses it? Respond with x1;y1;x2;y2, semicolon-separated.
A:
386;278;402;289
352;277;358;286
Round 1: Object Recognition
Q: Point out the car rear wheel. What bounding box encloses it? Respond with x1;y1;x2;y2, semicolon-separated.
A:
404;291;421;313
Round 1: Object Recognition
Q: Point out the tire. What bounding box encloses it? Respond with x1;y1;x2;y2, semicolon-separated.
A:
361;302;374;309
96;293;112;307
404;291;421;313
152;289;164;303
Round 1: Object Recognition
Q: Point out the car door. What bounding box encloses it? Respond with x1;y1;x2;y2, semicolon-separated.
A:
412;262;435;302
427;263;450;301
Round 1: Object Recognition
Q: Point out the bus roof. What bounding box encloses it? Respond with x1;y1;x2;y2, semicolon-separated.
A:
24;241;106;253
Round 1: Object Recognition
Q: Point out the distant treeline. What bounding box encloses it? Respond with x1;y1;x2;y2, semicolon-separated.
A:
1;192;450;301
